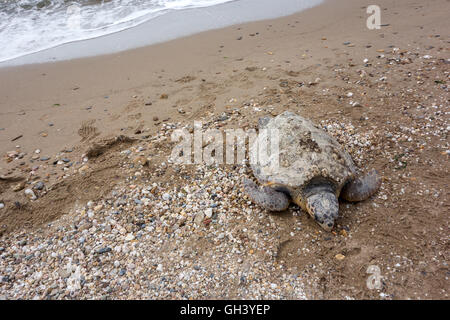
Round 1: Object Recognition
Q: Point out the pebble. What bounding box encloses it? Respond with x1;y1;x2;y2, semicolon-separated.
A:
24;189;37;200
97;247;112;254
33;181;45;191
335;254;346;261
0;203;4;209
194;212;205;225
125;234;135;241
205;208;213;218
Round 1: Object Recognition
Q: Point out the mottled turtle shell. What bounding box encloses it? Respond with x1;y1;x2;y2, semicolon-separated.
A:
250;111;356;193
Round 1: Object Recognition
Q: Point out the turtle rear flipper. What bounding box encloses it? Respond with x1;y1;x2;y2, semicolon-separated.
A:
243;178;290;211
341;169;381;202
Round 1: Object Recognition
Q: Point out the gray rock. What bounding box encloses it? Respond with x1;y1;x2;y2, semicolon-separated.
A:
97;247;112;254
33;181;45;191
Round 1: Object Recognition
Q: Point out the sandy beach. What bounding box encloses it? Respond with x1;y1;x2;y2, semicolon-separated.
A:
0;0;449;299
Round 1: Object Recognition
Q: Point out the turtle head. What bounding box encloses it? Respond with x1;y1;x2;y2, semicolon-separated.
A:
304;191;339;231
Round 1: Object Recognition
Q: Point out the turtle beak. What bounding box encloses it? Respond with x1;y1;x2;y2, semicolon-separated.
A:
317;217;335;232
306;192;339;231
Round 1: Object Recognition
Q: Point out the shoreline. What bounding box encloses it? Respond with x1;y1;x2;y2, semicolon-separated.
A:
1;0;323;67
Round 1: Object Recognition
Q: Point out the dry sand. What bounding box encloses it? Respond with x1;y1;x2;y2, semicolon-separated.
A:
0;0;449;299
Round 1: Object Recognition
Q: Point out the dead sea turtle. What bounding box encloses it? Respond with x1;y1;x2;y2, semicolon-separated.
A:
243;111;381;231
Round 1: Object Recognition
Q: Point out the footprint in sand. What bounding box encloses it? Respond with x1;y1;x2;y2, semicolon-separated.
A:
78;120;99;141
175;75;196;83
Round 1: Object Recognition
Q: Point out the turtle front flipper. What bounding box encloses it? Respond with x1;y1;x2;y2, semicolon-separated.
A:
340;169;381;202
243;178;290;211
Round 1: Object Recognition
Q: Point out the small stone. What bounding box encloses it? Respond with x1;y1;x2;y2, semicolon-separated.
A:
194;212;205;225
160;94;168;99
33;181;45;191
24;189;37;200
125;233;135;241
40;156;50;161
205;208;213;218
156;264;163;272
97;247;112;254
0;203;4;209
153;116;159;121
335;254;345;261
162;193;171;201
